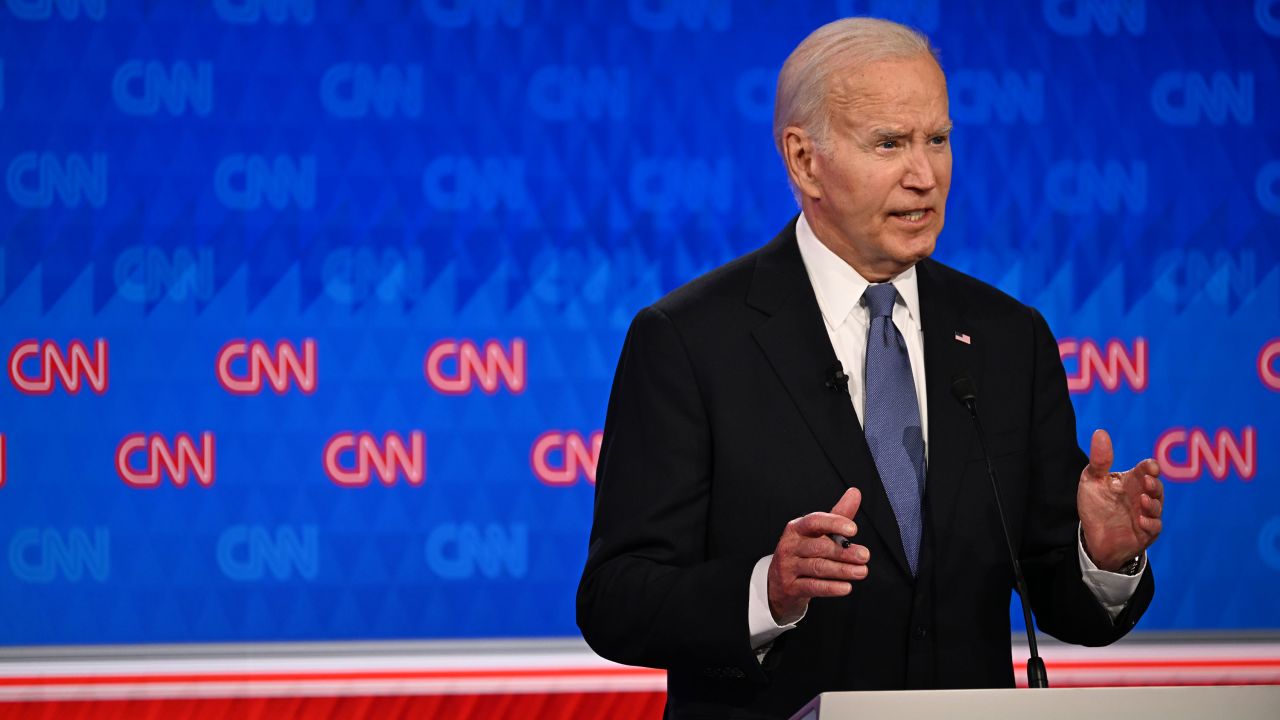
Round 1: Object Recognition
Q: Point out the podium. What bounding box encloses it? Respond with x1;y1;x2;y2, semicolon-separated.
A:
789;685;1280;720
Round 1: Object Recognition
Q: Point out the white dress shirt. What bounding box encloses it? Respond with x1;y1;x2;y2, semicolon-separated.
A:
746;213;1144;651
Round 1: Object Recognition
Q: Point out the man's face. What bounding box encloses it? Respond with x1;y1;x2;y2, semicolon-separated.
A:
799;53;952;280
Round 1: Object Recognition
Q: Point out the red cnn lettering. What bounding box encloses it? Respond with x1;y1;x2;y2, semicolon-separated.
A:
1260;339;1280;391
323;431;426;487
531;430;603;486
1059;338;1147;393
216;339;317;395
116;432;216;488
1155;427;1256;482
8;339;108;395
425;339;526;395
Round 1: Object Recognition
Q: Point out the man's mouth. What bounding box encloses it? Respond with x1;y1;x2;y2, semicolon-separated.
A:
891;209;930;222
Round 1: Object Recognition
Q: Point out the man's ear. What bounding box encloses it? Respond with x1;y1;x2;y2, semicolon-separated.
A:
783;127;822;200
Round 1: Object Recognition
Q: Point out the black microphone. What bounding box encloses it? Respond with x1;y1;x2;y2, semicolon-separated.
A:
825;363;849;394
950;373;1049;689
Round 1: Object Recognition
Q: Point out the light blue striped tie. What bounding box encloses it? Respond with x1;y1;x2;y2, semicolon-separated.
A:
862;283;926;576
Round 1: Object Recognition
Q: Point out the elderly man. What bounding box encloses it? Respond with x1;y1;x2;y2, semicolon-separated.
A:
577;17;1161;719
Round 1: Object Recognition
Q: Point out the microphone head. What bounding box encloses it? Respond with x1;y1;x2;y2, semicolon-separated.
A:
950;374;977;405
825;363;849;392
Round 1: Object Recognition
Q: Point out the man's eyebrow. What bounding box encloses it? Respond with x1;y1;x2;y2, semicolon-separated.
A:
867;124;953;139
870;128;908;140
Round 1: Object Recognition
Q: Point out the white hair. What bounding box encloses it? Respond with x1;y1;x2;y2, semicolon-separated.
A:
773;17;940;157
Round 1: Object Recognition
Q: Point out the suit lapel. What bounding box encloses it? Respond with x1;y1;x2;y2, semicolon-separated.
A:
916;259;980;567
747;223;911;577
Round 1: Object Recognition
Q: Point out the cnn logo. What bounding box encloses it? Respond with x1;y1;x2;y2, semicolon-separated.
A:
1058;338;1147;393
116;432;216;488
1260;339;1280;390
217;338;317;394
323;431;425;487
8;339;108;394
425;339;525;394
1155;427;1256;482
531;430;602;486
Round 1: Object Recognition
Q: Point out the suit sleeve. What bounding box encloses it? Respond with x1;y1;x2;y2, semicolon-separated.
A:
576;306;763;677
1019;307;1154;646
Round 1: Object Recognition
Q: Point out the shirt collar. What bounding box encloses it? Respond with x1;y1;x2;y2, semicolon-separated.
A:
795;212;922;332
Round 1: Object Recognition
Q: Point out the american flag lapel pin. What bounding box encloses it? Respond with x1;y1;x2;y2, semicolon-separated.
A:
954;331;971;345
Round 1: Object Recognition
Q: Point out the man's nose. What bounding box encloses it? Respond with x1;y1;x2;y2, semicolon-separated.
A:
901;146;938;191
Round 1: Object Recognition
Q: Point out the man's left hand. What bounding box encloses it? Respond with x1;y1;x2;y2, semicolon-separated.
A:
1077;429;1164;572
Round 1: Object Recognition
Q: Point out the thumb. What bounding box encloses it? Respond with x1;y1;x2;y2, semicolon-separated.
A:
1086;429;1114;480
831;487;862;520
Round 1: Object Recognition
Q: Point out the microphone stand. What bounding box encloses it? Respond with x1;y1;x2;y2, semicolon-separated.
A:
952;376;1049;689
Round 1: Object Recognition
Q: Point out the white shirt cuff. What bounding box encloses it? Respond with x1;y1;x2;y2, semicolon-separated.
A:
1077;525;1145;621
748;554;803;650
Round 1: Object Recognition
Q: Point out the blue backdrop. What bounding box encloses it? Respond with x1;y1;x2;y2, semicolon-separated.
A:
0;0;1277;646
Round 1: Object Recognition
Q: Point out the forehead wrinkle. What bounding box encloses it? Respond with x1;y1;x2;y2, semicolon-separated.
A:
824;63;947;138
825;83;898;136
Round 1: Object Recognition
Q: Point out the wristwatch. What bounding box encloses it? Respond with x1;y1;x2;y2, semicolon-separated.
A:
1115;554;1142;576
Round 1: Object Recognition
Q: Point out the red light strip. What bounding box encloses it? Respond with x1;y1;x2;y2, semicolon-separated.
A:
1014;659;1280;670
0;666;663;687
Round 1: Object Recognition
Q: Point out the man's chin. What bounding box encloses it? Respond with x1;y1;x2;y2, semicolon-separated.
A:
896;233;938;266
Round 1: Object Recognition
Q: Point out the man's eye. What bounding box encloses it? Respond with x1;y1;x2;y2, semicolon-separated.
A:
879;140;897;149
930;135;949;146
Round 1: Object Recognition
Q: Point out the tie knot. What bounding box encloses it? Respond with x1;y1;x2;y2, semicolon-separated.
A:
863;283;898;319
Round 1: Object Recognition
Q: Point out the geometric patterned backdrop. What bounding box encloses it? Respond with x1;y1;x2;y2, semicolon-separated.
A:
1;0;1277;645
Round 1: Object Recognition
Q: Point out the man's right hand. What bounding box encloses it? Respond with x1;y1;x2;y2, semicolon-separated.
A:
767;487;871;625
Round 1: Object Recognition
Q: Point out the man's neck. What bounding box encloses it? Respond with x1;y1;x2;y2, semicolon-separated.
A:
801;206;906;283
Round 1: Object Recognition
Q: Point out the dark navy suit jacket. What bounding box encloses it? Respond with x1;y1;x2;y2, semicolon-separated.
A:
577;219;1153;719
